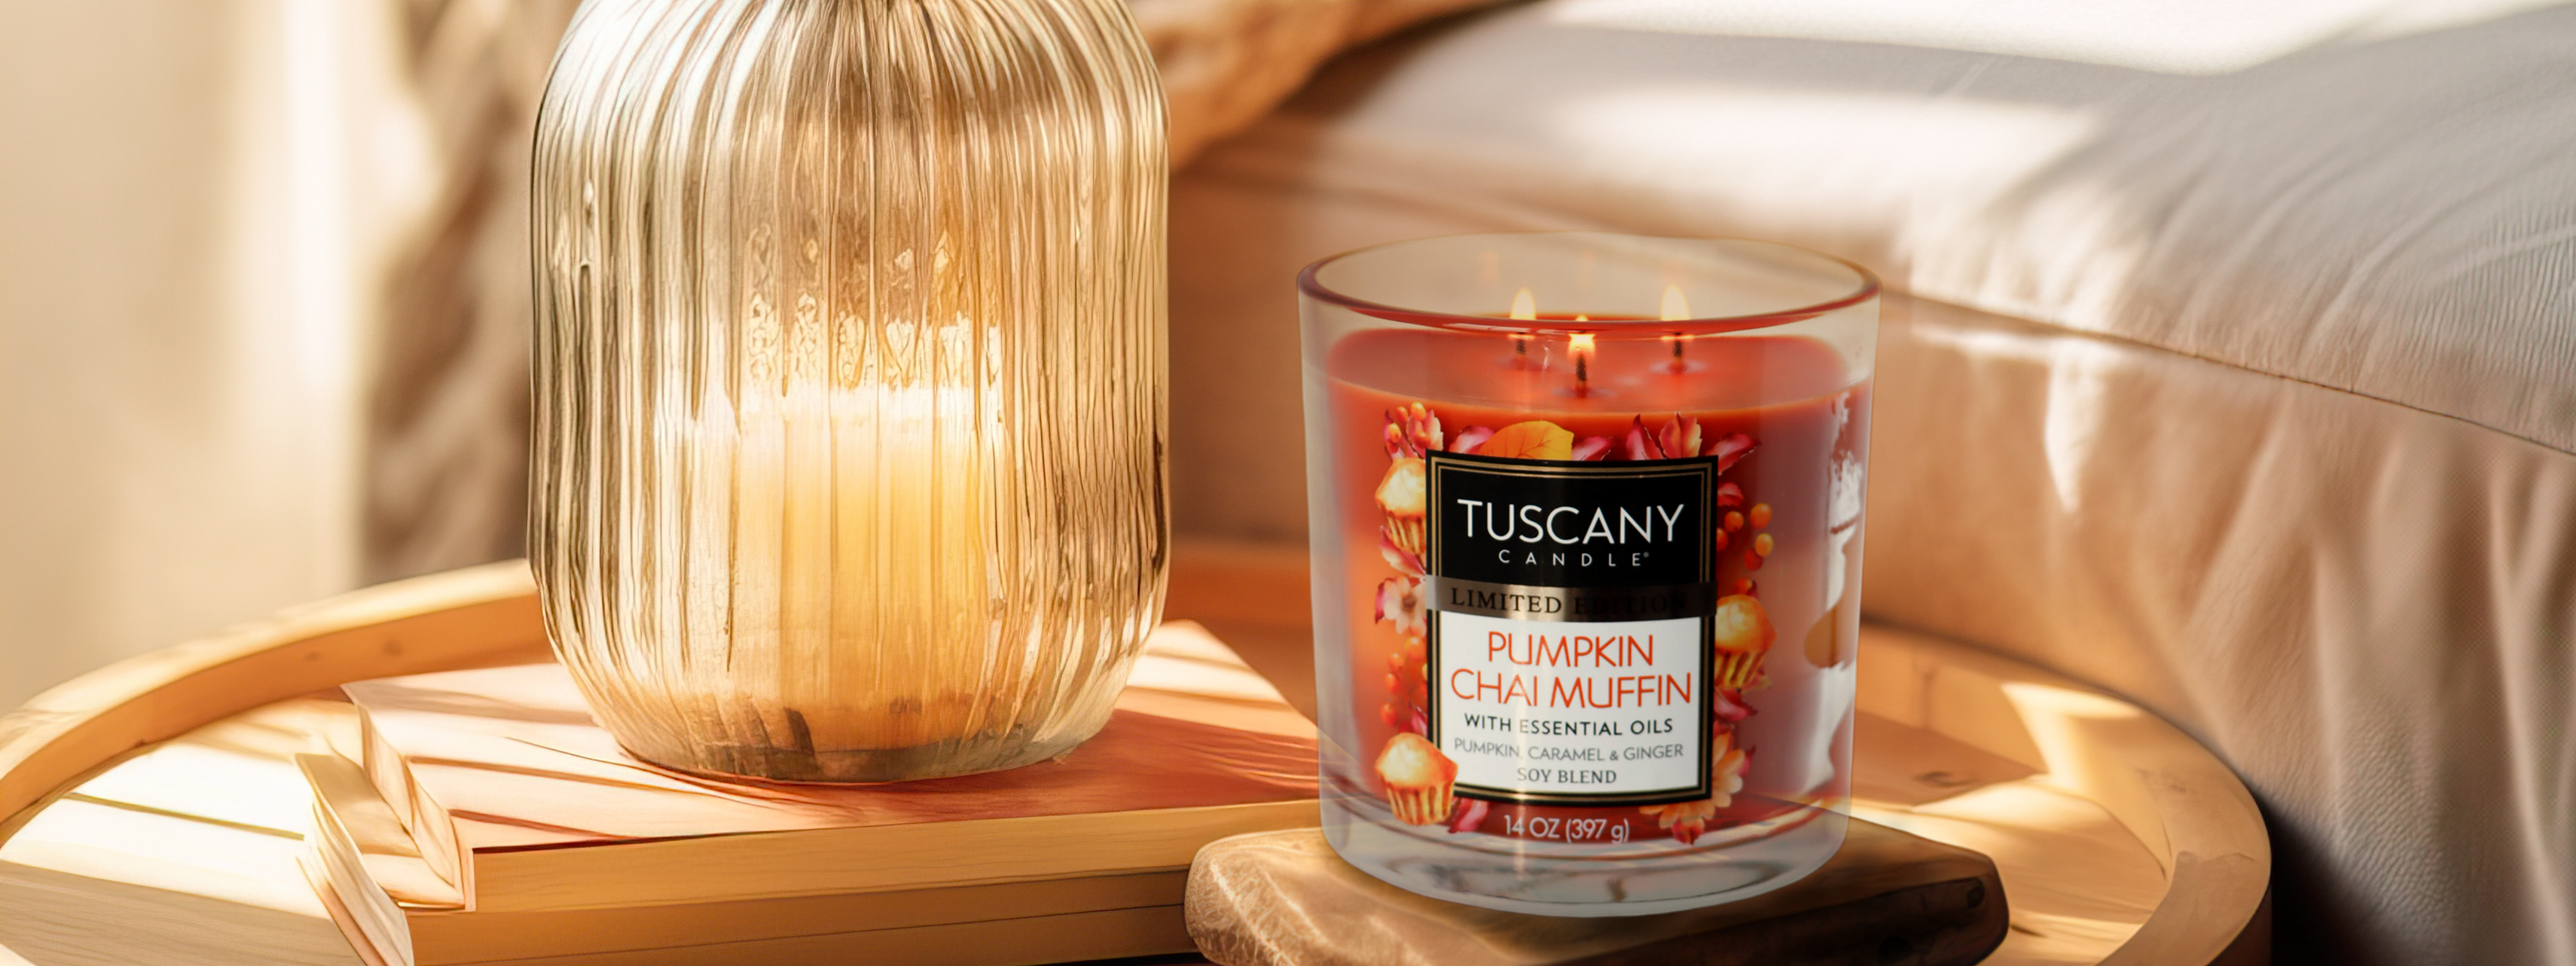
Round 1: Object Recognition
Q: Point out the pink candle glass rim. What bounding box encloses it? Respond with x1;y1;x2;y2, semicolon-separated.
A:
1296;231;1881;337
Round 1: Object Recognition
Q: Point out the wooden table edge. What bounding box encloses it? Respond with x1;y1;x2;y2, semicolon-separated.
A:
0;554;2271;965
0;560;549;829
1854;625;2273;966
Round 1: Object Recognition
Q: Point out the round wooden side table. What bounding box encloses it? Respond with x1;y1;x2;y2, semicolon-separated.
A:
0;555;2268;965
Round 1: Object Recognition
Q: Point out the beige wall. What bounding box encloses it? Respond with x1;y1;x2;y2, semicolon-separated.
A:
0;1;428;709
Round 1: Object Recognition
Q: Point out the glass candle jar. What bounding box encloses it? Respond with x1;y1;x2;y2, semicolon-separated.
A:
528;0;1168;783
1300;232;1877;915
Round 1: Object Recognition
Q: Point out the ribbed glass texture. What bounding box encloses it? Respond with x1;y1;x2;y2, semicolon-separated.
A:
529;0;1168;782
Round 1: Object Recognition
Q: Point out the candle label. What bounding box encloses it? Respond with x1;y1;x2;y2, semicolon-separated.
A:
1364;404;1779;839
1424;453;1718;807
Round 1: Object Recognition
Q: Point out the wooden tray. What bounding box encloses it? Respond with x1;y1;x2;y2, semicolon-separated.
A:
0;547;2269;965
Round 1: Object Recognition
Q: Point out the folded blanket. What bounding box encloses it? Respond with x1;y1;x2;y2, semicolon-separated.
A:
1136;0;1502;164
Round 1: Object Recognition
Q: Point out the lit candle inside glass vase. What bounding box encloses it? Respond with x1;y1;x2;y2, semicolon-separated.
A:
544;294;1163;784
670;340;1005;760
528;0;1168;785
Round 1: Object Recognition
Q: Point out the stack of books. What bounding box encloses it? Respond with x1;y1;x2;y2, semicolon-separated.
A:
4;622;1317;966
308;620;1317;965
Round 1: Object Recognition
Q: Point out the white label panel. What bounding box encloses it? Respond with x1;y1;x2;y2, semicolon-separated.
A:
1433;611;1704;799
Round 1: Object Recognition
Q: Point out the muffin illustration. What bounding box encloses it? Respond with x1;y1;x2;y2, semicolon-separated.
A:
1375;457;1428;558
1709;594;1776;690
1375;732;1458;825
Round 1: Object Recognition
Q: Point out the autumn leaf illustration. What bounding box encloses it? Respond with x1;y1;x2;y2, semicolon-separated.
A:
1479;421;1574;461
1449;425;1496;454
1447;797;1489;833
1618;416;1656;460
1659;414;1703;460
1709;432;1756;470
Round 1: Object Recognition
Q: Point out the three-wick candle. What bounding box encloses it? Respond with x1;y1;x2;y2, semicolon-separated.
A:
1298;232;1878;917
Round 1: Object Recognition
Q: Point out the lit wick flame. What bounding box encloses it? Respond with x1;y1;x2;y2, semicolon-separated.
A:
1510;287;1536;359
1661;286;1690;369
1569;331;1595;394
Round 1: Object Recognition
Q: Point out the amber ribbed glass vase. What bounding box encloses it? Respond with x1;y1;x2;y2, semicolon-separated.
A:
528;0;1167;782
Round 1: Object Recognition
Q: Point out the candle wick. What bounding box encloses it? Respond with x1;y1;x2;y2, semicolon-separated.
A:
1568;332;1595;397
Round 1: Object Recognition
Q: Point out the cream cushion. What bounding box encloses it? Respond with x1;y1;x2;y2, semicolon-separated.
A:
1167;2;2576;962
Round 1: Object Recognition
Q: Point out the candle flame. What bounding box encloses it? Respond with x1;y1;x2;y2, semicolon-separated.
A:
1569;333;1594;355
1509;288;1537;321
1662;286;1691;321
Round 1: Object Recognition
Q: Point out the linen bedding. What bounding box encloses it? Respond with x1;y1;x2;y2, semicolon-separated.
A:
1163;2;2576;962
